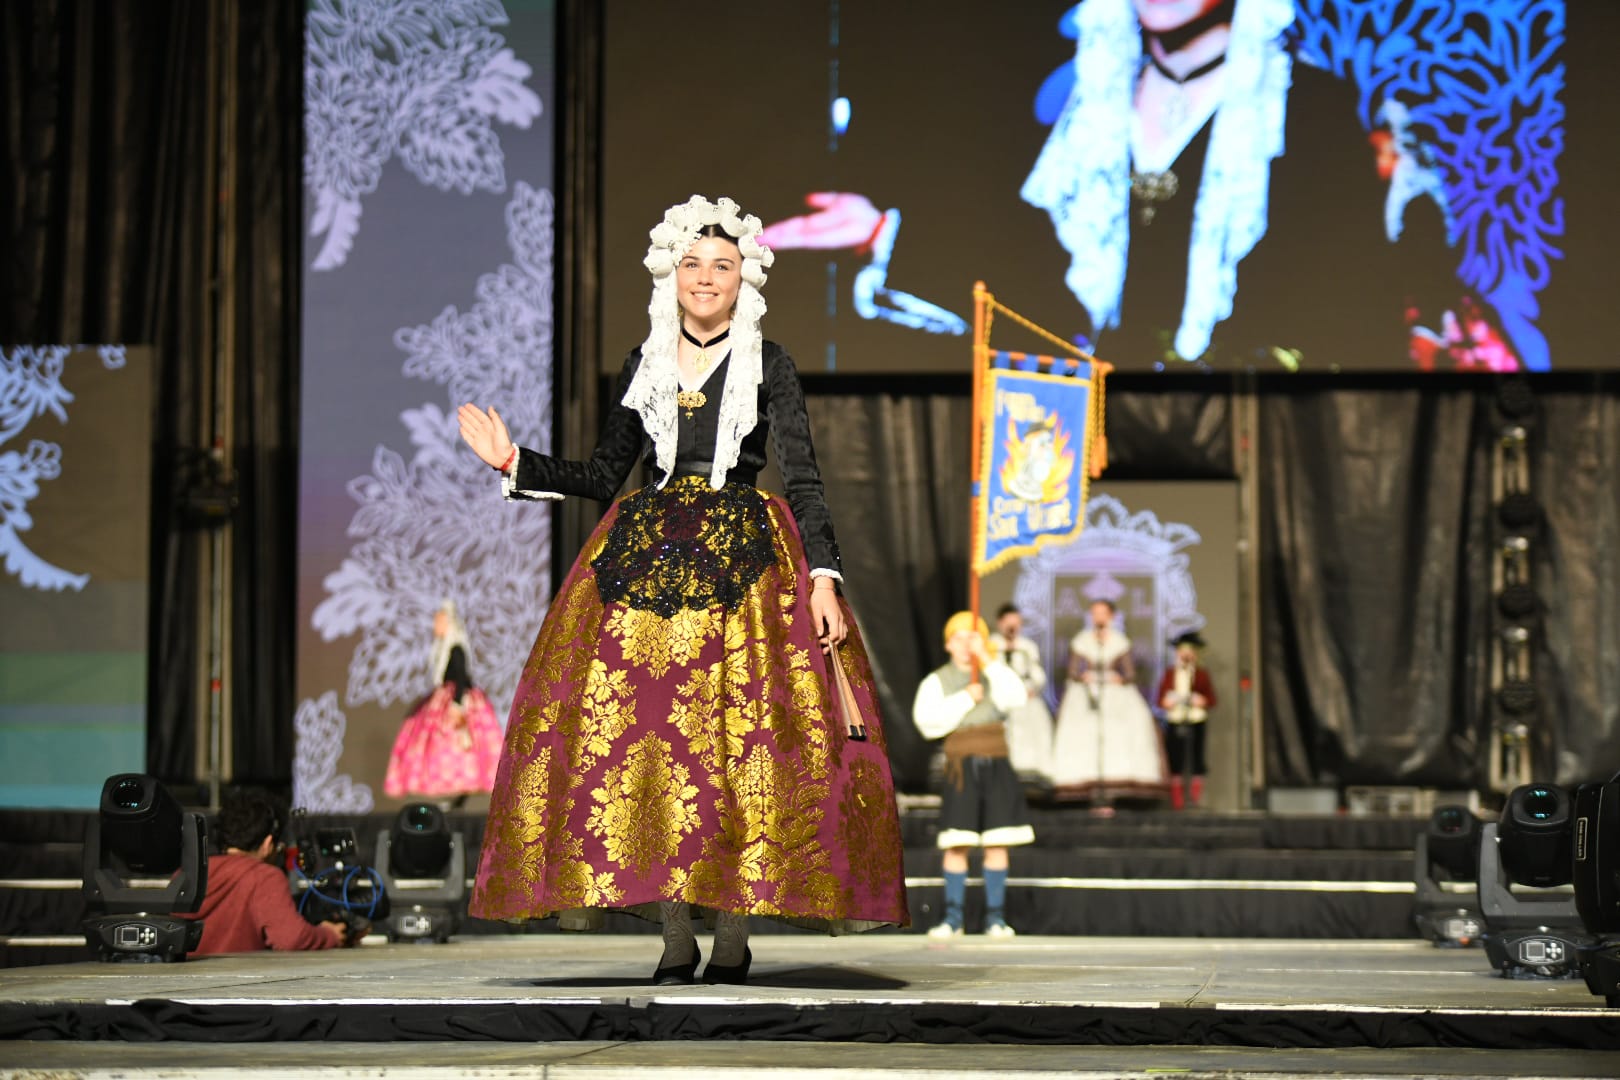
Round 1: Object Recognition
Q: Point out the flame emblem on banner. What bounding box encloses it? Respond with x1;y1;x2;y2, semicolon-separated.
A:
1000;412;1074;504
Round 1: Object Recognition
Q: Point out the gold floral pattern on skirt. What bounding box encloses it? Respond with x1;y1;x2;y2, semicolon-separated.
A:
605;605;719;679
587;733;701;874
469;479;909;932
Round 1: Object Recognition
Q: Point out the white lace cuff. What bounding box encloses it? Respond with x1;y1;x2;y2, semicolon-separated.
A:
498;448;564;502
810;568;844;584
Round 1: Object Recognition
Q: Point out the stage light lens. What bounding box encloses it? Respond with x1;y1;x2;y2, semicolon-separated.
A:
1523;787;1558;820
112;778;145;810
1498;784;1574;888
406;804;435;831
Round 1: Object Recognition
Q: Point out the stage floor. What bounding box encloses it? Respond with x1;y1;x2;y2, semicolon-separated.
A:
3;935;1615;1070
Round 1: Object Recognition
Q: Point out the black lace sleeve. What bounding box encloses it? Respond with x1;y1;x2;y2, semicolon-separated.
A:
764;345;843;576
442;645;472;702
510;351;646;501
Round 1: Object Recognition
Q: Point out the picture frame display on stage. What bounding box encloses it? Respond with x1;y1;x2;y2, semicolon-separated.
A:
977;481;1241;809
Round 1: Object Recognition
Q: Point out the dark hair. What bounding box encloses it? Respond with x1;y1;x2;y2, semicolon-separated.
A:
995;602;1021;619
695;223;741;245
217;787;287;851
1089;598;1118;614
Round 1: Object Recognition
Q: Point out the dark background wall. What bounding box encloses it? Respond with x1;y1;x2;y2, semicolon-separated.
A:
4;1;1618;799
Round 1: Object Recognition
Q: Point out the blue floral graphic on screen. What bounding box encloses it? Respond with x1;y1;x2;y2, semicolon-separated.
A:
0;346;127;591
1034;1;1564;370
303;0;544;270
1294;0;1564;372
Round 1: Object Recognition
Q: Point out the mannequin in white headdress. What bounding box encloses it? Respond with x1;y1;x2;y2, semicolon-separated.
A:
384;600;503;807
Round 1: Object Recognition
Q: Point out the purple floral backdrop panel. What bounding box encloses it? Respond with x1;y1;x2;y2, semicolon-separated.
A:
296;0;556;813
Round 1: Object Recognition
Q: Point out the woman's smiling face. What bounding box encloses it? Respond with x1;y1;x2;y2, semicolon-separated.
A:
676;235;742;324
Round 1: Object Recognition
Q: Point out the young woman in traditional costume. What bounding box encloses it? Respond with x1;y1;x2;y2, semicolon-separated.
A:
1051;599;1169;798
456;196;908;985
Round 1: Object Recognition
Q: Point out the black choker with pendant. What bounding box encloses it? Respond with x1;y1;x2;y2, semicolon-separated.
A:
681;325;731;373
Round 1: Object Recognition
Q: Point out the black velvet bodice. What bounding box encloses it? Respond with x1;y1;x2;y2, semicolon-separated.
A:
442;644;471;703
672;353;731;475
510;341;842;576
1107;118;1213;366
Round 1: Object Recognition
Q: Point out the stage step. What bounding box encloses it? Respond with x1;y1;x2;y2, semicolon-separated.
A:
3;808;1430;966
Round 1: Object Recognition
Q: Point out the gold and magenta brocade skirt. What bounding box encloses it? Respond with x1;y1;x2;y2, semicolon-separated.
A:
469;476;909;931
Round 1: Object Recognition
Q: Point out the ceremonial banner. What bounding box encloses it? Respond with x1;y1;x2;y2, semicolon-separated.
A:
973;354;1102;575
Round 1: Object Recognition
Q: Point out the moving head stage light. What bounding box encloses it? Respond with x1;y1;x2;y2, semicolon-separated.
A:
1572;774;1620;1005
1412;804;1484;947
375;802;467;943
81;774;208;962
1479;783;1594;979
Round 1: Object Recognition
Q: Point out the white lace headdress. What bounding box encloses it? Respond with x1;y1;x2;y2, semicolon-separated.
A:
622;195;774;489
1021;0;1295;362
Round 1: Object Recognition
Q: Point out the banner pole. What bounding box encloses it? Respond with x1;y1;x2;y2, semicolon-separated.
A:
970;282;990;674
970;282;989;634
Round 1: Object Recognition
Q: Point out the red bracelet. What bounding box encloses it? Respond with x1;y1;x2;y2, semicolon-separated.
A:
495;447;517;472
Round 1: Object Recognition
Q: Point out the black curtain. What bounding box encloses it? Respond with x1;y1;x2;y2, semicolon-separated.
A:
1258;384;1494;787
1258;378;1620;791
552;0;606;567
1535;380;1620;783
2;1;303;789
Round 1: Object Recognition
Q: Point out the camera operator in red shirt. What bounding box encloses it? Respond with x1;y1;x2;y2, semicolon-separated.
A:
187;788;356;955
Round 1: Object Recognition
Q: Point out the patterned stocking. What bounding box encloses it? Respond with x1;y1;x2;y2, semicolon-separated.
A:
659;900;696;967
711;909;750;966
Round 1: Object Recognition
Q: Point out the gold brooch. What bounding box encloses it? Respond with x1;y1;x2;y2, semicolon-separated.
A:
677;389;706;419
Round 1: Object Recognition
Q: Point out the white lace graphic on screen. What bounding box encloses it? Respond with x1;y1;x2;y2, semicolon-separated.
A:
304;0;543;270
294;184;555;814
0;346;127;592
293;692;375;814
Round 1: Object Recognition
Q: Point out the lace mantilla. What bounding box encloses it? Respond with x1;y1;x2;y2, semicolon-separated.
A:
592;477;777;617
1021;0;1294;361
623;196;775;489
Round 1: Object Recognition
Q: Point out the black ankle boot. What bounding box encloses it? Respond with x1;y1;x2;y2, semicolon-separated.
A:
701;944;752;985
652;939;701;986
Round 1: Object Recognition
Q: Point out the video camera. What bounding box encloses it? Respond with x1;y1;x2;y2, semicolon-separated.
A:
288;817;389;937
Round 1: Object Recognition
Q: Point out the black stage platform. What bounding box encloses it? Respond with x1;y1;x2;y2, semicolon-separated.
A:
1;805;1431;970
2;936;1615;1055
